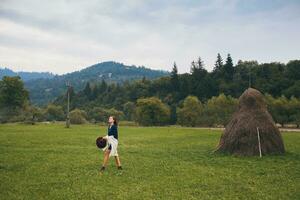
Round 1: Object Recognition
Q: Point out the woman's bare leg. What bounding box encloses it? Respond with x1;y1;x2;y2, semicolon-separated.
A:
114;156;121;167
102;150;110;167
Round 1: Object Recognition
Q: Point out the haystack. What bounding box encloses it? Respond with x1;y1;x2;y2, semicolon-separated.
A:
216;88;285;156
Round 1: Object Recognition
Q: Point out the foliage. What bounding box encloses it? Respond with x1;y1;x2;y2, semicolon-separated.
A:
69;109;87;124
0;76;29;108
123;102;136;121
45;104;65;121
87;107;124;123
136;97;170;126
24;61;169;105
202;94;238;126
177;96;203;127
0;76;29;122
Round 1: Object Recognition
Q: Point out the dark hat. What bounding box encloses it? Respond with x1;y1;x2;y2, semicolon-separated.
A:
96;137;107;149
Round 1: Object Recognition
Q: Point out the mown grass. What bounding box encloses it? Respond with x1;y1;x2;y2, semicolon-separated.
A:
0;123;299;200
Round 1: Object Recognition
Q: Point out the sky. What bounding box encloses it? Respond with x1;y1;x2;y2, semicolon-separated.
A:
0;0;299;75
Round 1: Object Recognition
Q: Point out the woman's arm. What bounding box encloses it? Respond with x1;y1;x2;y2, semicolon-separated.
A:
111;125;118;138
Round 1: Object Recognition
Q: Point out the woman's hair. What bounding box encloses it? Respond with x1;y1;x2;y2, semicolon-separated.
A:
111;116;118;126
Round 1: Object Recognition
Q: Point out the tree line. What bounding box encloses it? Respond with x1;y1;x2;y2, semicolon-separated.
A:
0;54;299;127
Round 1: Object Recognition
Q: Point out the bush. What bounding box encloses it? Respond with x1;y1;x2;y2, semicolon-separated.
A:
202;94;238;126
265;95;290;127
177;96;203;127
123;101;136;121
88;107;108;122
88;107;124;123
69;109;87;124
24;106;45;124
289;97;300;128
45;104;64;121
266;94;300;127
118;121;138;126
136;97;170;126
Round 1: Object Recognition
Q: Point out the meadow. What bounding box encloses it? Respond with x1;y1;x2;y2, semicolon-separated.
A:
0;123;299;200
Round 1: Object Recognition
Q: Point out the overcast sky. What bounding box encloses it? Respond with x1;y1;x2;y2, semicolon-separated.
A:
0;0;299;75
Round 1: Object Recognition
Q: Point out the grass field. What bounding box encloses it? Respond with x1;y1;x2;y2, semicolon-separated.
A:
0;123;299;200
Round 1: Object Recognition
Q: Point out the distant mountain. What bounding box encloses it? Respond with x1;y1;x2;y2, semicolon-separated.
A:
0;67;55;81
22;61;170;105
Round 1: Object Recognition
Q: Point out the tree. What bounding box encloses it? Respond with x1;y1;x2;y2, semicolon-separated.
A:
177;96;203;127
123;101;136;121
285;60;300;81
99;80;108;93
83;82;92;100
214;53;223;72
189;57;212;100
170;62;179;92
87;107;124;123
24;106;45;124
283;80;300;98
0;76;29;122
190;57;206;75
265;95;289;127
202;94;238;126
0;76;29;108
136;97;170;126
289;97;300;128
69;109;87;124
212;53;224;83
45;104;64;121
88;107;107;122
223;54;234;81
46;57;300;126
107;108;124;121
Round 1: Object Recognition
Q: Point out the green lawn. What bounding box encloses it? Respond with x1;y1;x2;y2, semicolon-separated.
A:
0;124;299;200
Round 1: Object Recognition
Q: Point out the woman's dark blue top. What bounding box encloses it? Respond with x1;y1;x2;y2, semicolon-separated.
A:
108;124;118;140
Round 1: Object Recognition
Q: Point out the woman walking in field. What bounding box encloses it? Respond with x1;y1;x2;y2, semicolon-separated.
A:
100;116;122;172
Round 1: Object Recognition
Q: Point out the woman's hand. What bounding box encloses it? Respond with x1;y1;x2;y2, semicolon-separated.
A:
103;135;108;140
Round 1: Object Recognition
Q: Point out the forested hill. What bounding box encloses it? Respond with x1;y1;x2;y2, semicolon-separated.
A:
0;67;55;81
53;57;300;115
23;61;169;105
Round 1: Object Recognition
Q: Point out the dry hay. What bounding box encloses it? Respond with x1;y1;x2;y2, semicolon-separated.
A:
216;88;285;156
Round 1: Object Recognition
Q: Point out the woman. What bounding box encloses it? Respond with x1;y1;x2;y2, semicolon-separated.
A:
100;116;122;172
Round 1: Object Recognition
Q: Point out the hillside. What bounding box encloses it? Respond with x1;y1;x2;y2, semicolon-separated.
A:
0;67;55;81
23;61;169;105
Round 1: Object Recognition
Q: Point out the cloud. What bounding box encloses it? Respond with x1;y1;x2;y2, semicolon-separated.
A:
0;0;299;74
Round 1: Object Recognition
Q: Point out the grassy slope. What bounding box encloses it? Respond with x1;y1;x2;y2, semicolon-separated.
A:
0;124;299;200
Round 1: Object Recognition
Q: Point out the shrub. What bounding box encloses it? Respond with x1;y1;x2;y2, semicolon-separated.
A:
136;97;170;126
177;96;203;127
45;104;64;121
202;94;238;126
69;109;87;124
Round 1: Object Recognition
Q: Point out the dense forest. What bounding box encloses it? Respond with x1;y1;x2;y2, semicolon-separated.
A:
23;61;169;105
53;54;299;109
1;54;299;127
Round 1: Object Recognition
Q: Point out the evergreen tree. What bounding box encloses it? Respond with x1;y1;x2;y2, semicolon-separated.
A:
98;80;107;94
224;54;234;81
171;62;179;91
190;57;205;75
214;53;223;72
83;82;92;100
189;57;210;100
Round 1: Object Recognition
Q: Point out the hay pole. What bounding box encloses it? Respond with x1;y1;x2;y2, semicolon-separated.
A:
256;127;262;158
